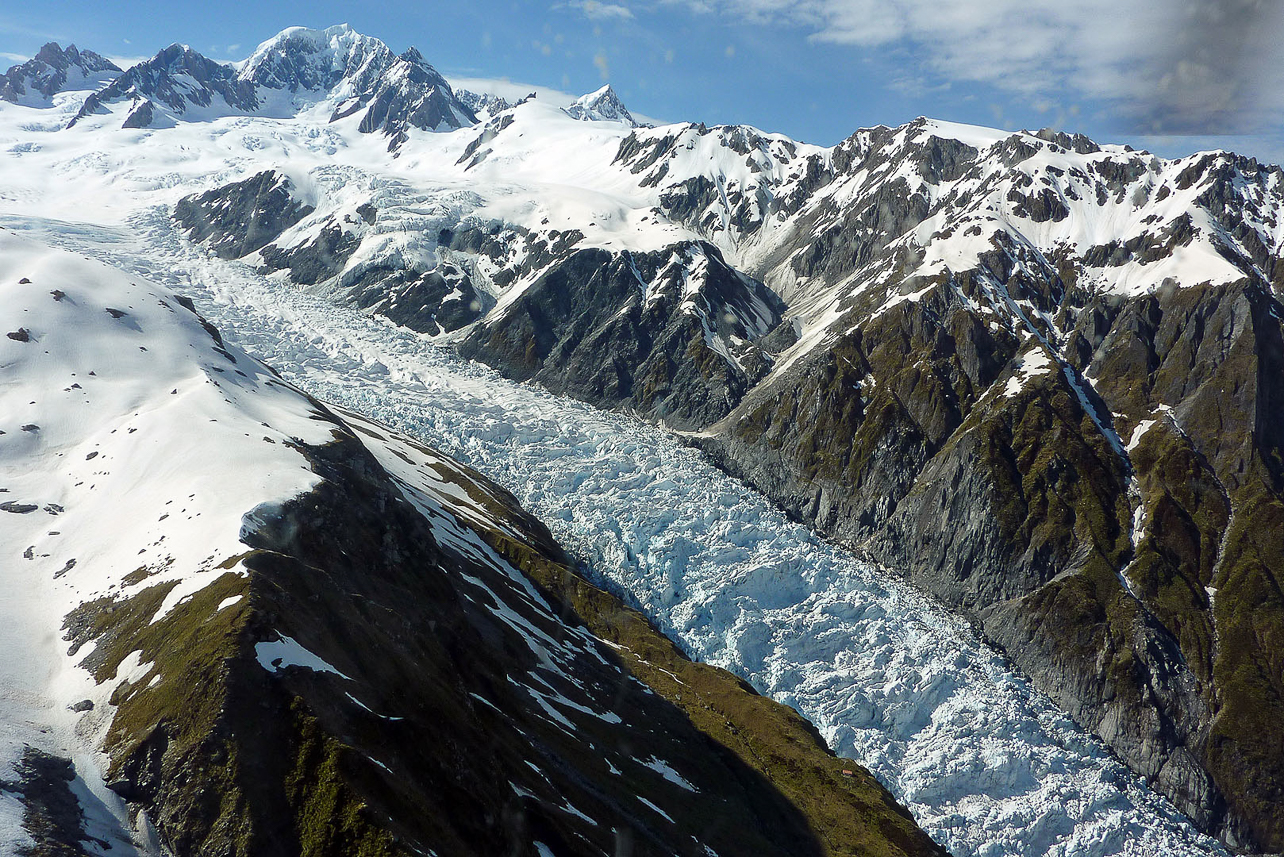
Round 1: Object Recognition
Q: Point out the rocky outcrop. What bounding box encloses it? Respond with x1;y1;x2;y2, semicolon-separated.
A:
459;241;786;429
174;170;315;260
0;42;119;105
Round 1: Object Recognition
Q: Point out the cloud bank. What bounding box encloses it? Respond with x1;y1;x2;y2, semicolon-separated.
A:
664;0;1284;135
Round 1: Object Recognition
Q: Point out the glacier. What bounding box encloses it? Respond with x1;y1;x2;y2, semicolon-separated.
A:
3;208;1229;857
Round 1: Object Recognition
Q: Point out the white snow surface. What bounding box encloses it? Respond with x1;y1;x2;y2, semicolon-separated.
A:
0;229;341;854
0;73;1243;856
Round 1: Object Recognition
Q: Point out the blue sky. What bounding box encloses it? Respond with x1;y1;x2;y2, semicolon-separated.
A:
4;0;1284;163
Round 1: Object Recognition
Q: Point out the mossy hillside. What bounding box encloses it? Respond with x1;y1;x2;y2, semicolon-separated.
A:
870;345;1132;608
1205;481;1284;852
63;571;245;770
724;290;1019;541
63;569;267;855
981;554;1173;775
1126;421;1229;689
1062;279;1284;848
404;433;946;857
284;703;399;857
479;526;946;857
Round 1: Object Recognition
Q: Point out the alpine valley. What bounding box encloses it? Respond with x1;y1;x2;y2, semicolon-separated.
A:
0;22;1280;857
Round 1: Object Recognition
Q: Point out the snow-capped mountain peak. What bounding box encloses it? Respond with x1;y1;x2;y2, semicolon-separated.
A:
62;25;475;144
0;42;120;107
237;23;395;94
565;83;638;126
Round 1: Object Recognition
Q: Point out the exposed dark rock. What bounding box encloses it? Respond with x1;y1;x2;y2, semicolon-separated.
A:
8;327;31;341
257;222;360;286
0;42;119;105
699;273;1284;852
174;171;315;260
1;501;39;513
0;747;103;856
70;44;259;128
345;263;484;335
459;242;786;429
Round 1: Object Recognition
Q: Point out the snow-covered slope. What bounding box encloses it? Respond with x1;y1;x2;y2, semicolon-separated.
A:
0;228;333;853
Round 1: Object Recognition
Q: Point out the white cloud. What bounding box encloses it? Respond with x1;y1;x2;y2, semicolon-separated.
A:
594;50;611;79
564;0;636;21
664;0;1284;135
0;52;28;64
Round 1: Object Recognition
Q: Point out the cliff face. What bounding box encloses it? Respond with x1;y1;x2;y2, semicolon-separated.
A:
696;274;1284;849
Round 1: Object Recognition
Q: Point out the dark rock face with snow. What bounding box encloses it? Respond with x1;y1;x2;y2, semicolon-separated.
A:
0;43;119;106
458;241;785;429
70;43;259;127
687;135;1284;853
174;170;315;260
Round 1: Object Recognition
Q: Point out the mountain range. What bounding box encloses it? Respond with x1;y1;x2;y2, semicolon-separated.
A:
1;22;1281;857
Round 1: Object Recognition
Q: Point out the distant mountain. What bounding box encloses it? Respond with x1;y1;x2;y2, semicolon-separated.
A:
69;43;258;127
566;84;638;126
67;24;474;146
454;87;515;120
0;42;119;106
241;25;475;147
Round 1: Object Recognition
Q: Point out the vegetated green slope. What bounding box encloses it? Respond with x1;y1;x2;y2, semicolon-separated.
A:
72;408;945;857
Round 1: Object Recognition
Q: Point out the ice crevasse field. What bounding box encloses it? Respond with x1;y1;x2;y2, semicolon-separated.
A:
0;89;1233;857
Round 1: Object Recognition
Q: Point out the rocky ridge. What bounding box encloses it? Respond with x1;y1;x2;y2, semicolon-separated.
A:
0;42;119;107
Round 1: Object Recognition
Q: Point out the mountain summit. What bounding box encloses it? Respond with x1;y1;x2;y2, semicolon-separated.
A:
565;84;638;126
0;42;119;106
67;25;475;146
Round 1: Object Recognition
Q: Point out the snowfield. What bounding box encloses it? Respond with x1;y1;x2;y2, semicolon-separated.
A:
0;57;1242;855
